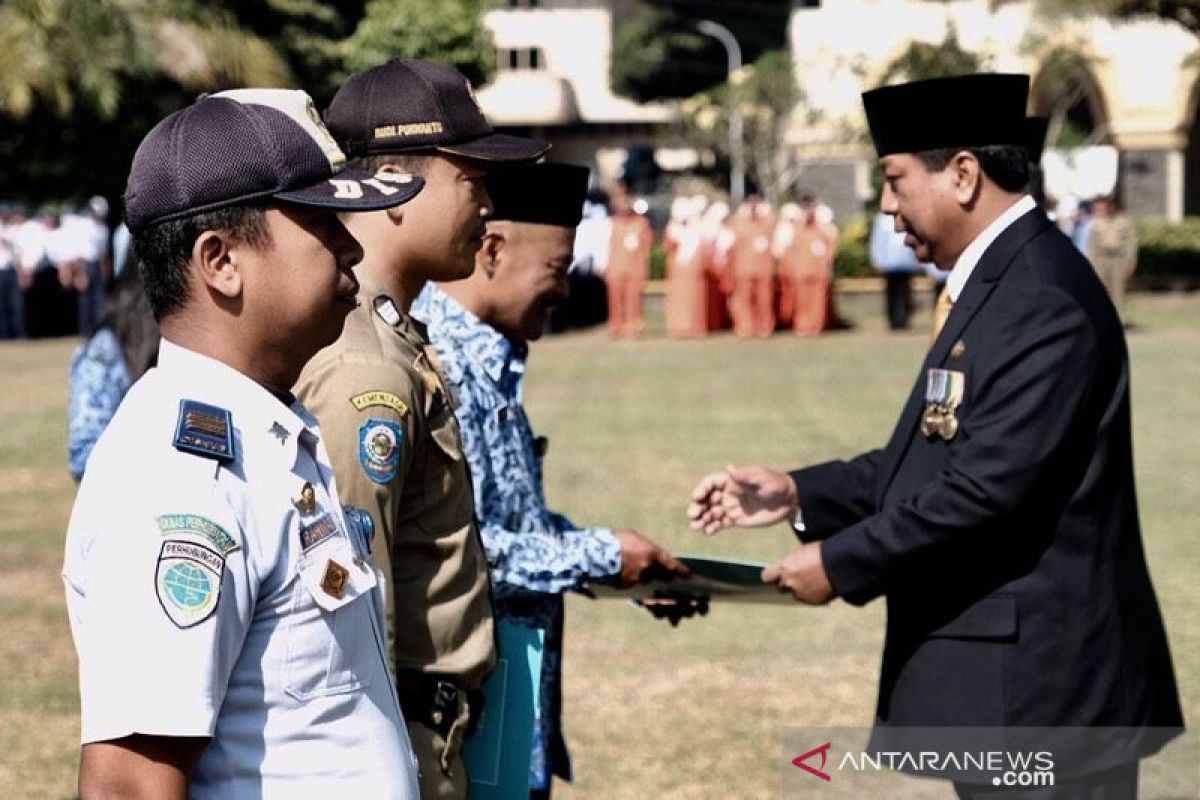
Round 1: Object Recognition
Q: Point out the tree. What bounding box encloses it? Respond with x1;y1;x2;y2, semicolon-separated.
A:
340;0;496;87
609;0;792;103
220;0;368;104
610;5;721;102
680;50;811;204
997;0;1199;37
0;0;292;121
876;24;988;85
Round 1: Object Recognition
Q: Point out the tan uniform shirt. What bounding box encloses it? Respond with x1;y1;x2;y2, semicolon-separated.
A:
295;273;495;689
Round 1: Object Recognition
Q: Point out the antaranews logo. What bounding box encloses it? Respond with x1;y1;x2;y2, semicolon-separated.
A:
790;739;1055;788
792;742;832;782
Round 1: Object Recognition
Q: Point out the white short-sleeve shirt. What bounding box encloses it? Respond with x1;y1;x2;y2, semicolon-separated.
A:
63;339;419;799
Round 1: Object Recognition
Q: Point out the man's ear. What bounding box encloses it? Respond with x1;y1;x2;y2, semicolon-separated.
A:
193;230;242;300
951;151;983;206
478;229;505;278
372;164;412;223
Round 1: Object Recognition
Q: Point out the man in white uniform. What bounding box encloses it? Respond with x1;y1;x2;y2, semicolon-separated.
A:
63;88;425;799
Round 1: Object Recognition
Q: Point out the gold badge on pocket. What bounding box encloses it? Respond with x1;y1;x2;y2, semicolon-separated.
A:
293;482;318;514
321;559;349;599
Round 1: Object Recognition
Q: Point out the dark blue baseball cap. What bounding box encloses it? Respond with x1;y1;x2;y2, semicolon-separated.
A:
124;88;425;233
325;59;549;162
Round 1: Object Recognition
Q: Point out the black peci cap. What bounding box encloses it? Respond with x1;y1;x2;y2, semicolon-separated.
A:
124;88;424;233
486;162;590;228
325;59;549;162
1024;115;1050;164
862;74;1031;158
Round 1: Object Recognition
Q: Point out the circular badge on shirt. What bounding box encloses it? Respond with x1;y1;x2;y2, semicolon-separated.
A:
624;232;641;251
753;235;769;253
358;418;403;484
155;539;225;629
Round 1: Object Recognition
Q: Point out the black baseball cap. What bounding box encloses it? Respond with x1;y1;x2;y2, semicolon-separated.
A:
325;59;550;162
862;74;1030;158
124;88;425;233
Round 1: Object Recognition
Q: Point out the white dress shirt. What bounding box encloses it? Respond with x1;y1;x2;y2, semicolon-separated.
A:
64;339;418;799
945;194;1037;302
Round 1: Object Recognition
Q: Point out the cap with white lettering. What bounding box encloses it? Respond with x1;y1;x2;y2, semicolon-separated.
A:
124;88;424;233
325;59;549;162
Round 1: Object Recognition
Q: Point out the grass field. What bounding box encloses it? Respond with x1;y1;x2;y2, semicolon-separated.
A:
1;291;1196;799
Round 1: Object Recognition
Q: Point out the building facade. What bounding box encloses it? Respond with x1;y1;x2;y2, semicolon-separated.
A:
475;0;672;185
788;0;1200;220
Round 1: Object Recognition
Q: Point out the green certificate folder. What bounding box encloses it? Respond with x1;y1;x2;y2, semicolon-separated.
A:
463;621;544;797
587;554;796;604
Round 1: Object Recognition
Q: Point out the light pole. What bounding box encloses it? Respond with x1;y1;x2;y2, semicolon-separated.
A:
695;19;744;204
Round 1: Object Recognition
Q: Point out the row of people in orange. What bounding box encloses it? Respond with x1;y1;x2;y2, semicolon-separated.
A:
655;194;840;339
604;189;840;340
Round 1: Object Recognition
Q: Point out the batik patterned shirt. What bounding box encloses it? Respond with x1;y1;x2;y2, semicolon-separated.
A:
68;327;133;480
413;285;621;789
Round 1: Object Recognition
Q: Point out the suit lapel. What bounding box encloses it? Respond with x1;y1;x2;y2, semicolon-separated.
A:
874;208;1054;499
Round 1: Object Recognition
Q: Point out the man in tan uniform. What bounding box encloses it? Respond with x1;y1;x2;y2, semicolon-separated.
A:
294;59;549;799
1086;194;1138;319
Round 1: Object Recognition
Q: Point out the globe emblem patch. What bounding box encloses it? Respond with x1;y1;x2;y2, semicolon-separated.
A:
163;562;212;608
359;418;403;484
156;539;224;628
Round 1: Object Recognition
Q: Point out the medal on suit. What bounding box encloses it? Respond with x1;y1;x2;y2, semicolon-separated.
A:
924;368;965;441
921;406;944;437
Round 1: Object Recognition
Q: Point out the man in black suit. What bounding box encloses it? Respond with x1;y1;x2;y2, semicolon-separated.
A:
688;74;1182;798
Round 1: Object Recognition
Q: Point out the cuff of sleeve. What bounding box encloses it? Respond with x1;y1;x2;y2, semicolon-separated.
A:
588;527;623;579
819;526;886;607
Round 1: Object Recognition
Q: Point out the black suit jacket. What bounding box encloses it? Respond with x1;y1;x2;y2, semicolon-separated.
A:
790;207;1182;763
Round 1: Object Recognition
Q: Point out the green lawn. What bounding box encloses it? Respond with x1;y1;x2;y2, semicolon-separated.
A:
1;291;1196;799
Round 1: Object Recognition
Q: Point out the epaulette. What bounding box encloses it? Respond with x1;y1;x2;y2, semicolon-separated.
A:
173;399;236;463
373;295;402;327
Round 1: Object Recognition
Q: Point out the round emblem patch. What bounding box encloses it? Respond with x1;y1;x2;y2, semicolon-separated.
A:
155;540;224;628
359;418;403;484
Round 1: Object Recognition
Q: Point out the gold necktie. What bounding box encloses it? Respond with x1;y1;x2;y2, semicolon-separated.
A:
932;285;954;341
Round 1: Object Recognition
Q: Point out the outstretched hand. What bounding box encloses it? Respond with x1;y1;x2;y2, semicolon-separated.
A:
687;465;799;535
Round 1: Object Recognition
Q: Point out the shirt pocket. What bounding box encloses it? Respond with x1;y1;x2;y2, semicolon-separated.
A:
283;539;380;701
428;405;464;463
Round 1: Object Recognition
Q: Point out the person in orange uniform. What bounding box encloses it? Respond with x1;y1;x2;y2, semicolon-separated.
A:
604;183;652;339
663;195;708;339
773;202;803;328
728;196;777;338
780;194;838;336
700;201;733;332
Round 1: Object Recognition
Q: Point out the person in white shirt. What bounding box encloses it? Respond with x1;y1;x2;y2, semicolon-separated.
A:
0;205;26;338
63;88;426;799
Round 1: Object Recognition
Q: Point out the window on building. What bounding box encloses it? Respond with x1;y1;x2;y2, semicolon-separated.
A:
507;0;540;7
498;47;547;71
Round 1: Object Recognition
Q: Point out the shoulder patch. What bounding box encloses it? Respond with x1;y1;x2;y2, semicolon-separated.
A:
156;513;240;555
350;390;410;417
173;400;235;463
156;540;224;629
358;417;404;484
